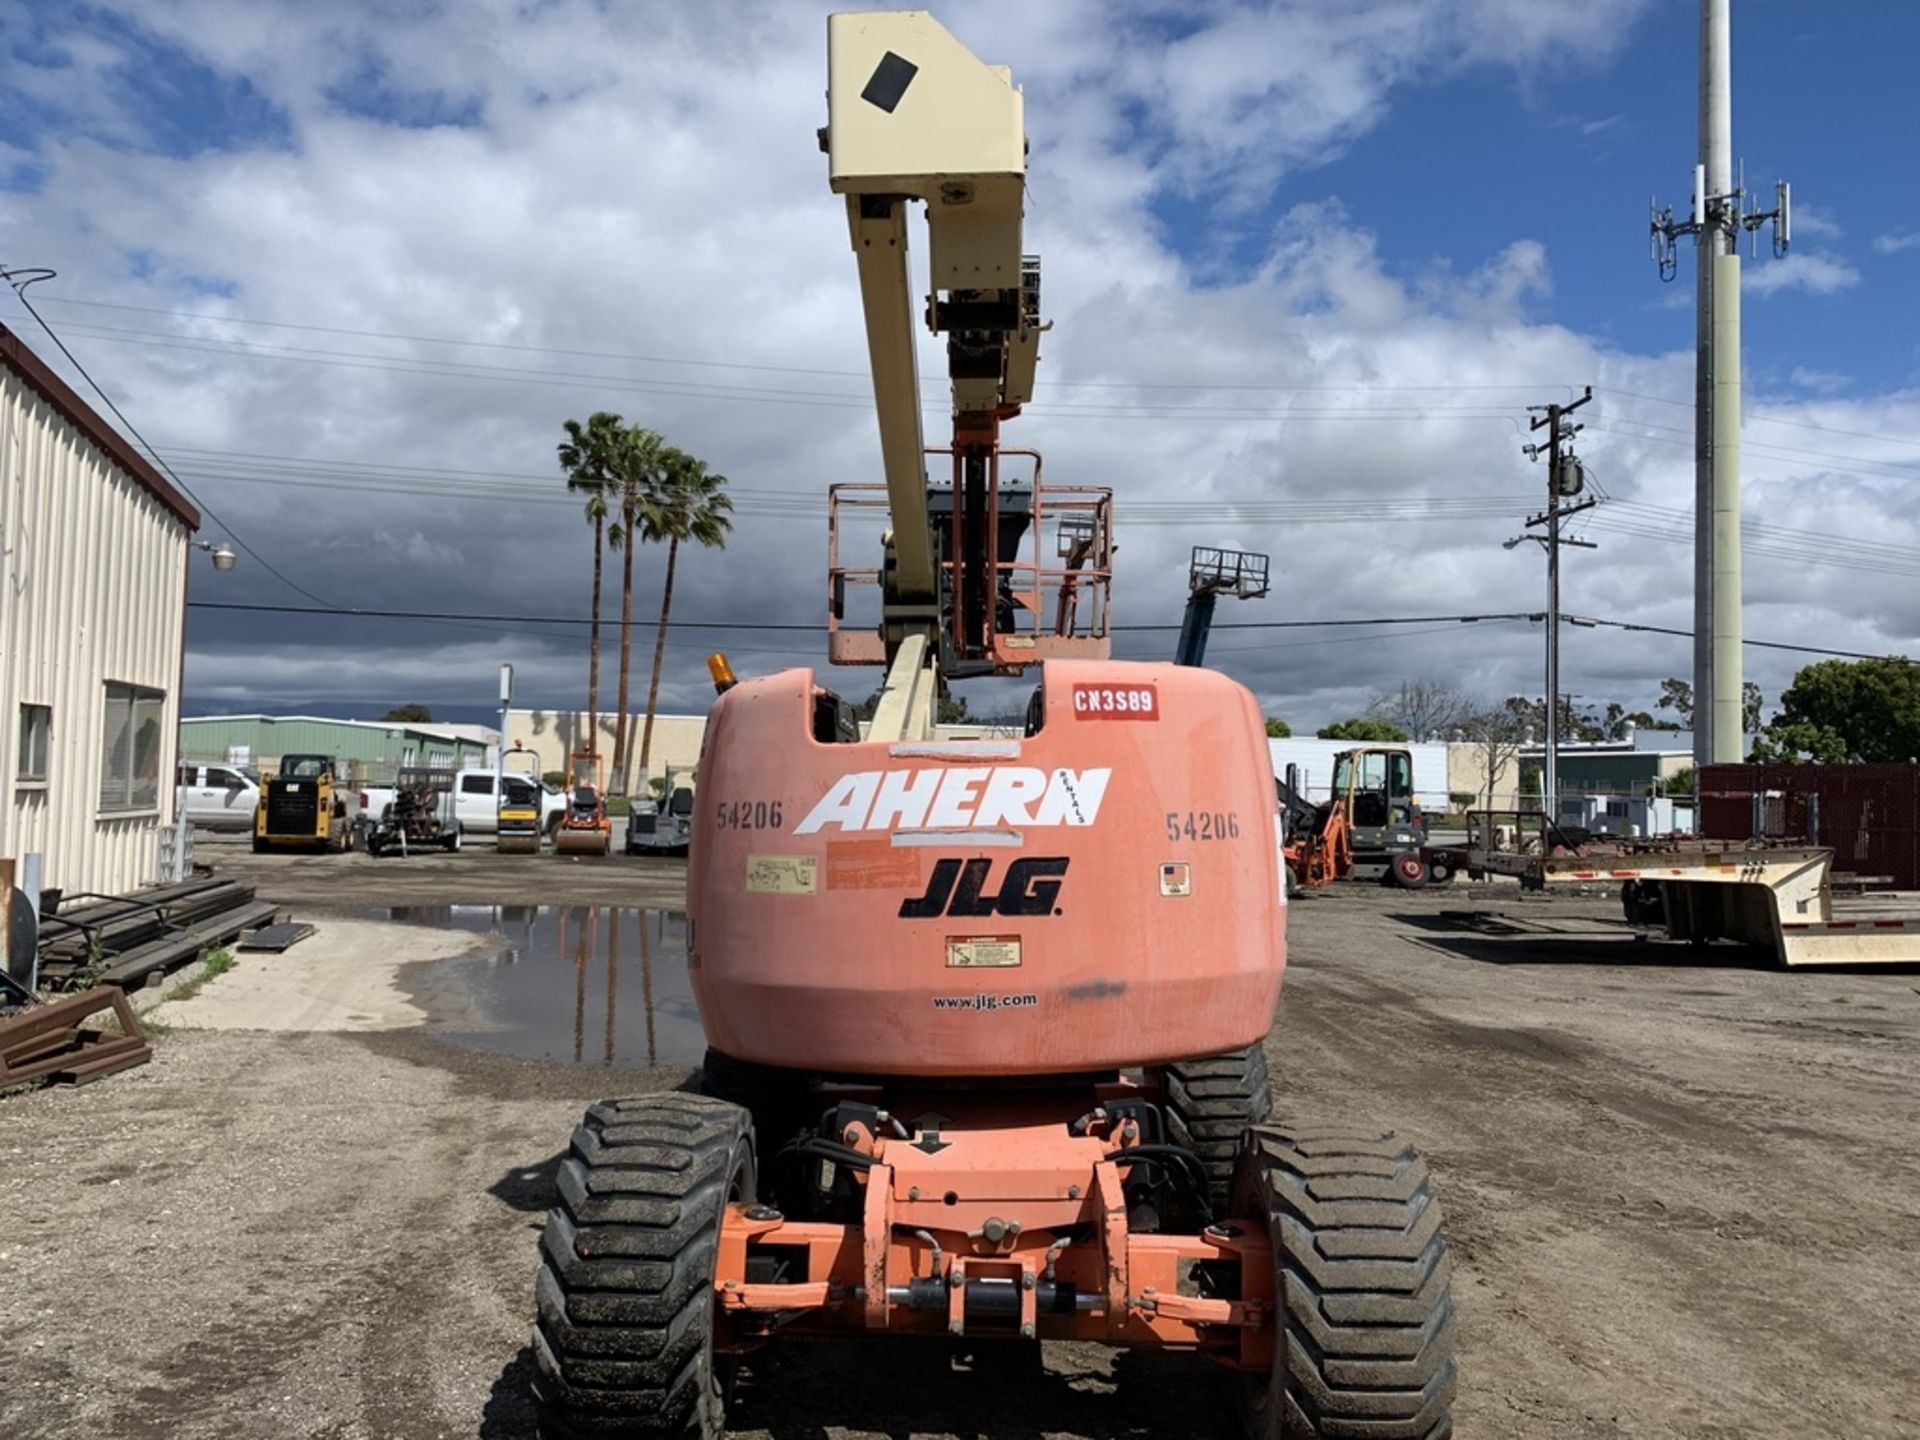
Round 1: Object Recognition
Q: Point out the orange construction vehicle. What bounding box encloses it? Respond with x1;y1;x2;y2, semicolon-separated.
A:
529;14;1455;1439
552;749;611;856
1280;774;1353;890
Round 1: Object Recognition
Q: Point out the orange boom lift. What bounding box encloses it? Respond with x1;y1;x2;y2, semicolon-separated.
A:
529;14;1455;1438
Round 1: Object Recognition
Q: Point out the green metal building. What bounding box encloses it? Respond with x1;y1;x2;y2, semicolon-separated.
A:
180;714;492;784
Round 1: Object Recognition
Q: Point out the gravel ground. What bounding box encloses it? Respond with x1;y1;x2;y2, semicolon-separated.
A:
4;861;1918;1440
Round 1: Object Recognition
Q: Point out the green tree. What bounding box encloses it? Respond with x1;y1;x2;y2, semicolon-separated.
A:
1655;676;1693;724
1654;676;1765;733
1502;694;1606;743
856;686;974;725
1316;717;1409;742
379;703;433;723
1663;766;1695;797
1264;716;1292;738
633;445;735;783
1750;657;1920;762
1602;701;1656;740
558;412;624;755
598;421;672;792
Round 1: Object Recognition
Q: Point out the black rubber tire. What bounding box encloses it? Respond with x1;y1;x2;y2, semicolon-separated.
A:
1391;853;1430;890
532;1093;754;1439
251;836;268;854
1620;879;1665;927
697;1048;811;1160
1161;1044;1274;1212
1233;1125;1456;1440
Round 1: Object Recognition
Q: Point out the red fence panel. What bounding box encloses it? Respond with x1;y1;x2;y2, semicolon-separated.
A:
1700;764;1920;888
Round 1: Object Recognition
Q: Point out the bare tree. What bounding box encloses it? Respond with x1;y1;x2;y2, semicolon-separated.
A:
1369;680;1470;742
1460;700;1529;812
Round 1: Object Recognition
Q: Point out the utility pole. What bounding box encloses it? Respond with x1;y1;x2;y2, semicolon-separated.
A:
1511;387;1595;819
497;662;513;827
1650;0;1790;768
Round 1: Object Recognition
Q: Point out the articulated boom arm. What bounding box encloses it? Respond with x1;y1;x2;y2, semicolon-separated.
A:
824;11;1050;734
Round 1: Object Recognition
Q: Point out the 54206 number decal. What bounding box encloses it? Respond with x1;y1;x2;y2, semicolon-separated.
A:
1165;811;1240;843
715;800;783;831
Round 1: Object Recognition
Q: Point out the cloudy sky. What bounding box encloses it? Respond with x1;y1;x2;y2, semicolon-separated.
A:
3;0;1918;732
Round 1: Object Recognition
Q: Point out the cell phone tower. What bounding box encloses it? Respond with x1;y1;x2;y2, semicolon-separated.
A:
1648;0;1791;768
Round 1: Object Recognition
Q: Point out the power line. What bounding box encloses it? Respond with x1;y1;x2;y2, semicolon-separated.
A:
1566;614;1907;662
182;599;1911;662
28;294;1581;394
33;295;1920;455
28;319;1545;423
0;266;339;608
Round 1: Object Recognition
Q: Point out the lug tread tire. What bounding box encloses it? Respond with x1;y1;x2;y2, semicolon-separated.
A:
1163;1044;1275;1209
697;1048;810;1157
1236;1125;1456;1440
533;1093;751;1440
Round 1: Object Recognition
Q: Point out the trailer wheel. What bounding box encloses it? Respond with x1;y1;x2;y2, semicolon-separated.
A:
444;823;463;853
1233;1125;1456;1440
1391;853;1430;890
251;836;268;854
1621;879;1665;927
1160;1044;1274;1214
533;1094;753;1440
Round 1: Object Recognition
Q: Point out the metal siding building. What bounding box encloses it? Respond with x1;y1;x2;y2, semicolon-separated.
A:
1;324;199;896
179;715;492;780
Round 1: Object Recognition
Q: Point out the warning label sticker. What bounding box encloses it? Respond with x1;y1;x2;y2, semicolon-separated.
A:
945;934;1023;968
745;855;819;895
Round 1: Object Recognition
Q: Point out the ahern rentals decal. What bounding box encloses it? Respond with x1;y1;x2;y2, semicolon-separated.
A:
794;767;1112;835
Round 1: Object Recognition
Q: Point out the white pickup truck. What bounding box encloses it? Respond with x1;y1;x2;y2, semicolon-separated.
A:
358;767;566;838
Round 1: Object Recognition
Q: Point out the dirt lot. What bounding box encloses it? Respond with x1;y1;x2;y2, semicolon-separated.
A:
4;851;1918;1439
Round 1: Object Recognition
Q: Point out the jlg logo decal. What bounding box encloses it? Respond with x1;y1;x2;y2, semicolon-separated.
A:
900;857;1070;918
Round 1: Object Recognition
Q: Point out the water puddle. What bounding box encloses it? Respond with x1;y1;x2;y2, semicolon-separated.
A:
377;905;705;1069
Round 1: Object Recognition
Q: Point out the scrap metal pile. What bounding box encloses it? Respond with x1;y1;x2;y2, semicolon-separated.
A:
0;985;150;1088
32;877;279;992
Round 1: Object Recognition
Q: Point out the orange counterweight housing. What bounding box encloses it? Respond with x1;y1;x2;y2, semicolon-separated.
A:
688;658;1286;1076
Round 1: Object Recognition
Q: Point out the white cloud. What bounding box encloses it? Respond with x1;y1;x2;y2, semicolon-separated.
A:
1788;367;1851;395
1872;231;1920;255
1790;203;1842;240
1743;254;1861;297
1;0;1913;734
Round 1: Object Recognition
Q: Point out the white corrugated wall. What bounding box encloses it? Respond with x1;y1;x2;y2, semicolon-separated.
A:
1;367;189;896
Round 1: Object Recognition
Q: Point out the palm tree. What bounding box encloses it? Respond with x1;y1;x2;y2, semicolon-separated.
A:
602;423;670;793
635;446;733;779
558;413;623;758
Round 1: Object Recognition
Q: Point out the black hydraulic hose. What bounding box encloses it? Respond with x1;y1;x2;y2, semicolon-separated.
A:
1106;1144;1217;1223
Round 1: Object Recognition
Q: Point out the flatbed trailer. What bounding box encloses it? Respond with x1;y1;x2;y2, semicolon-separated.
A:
1462;812;1920;968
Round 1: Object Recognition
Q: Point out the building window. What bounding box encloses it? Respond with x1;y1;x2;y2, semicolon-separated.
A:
100;684;166;812
18;704;51;783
